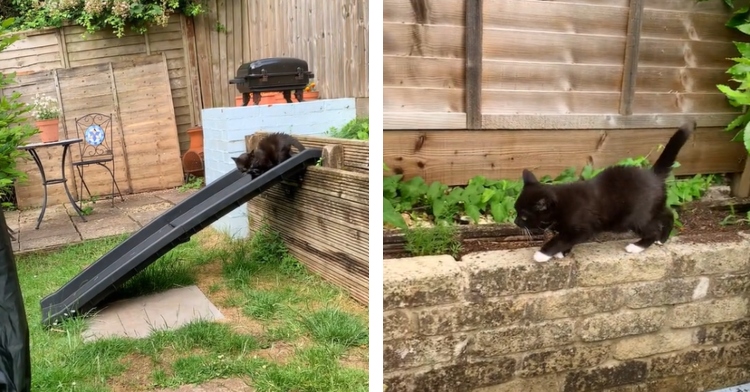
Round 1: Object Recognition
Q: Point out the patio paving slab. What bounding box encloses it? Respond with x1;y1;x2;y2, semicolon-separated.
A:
82;285;224;342
5;188;198;254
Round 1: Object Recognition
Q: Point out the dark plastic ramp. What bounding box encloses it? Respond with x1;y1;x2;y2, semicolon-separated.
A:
40;148;321;327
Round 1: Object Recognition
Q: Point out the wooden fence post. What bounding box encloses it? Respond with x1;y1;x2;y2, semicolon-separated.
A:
322;144;344;169
619;0;645;115
466;0;483;129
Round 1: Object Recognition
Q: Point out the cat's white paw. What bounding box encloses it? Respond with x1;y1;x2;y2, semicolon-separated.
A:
553;252;564;259
655;241;663;246
533;251;553;262
625;243;645;254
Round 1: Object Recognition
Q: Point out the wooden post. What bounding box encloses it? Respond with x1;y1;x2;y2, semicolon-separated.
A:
465;0;483;129
732;158;750;197
55;29;70;69
108;62;134;193
181;15;203;126
321;144;344;169
619;0;645;116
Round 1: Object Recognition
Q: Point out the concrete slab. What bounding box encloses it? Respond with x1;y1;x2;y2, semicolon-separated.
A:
157;189;196;205
3;210;20;231
21;232;81;252
75;209;139;240
82;285;225;342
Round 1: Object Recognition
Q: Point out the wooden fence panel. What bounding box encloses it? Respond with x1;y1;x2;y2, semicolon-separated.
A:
384;0;748;184
9;55;183;208
0;28;63;73
193;0;368;108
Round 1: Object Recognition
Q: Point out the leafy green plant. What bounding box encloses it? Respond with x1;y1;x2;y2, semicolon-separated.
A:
383;155;716;230
2;0;207;38
327;118;369;141
0;17;39;207
696;0;750;151
178;174;204;192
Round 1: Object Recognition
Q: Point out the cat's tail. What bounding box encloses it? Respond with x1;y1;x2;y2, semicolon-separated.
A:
652;121;695;178
286;135;306;152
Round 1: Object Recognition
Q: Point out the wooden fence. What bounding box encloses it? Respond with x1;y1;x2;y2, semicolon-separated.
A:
7;55;184;208
192;0;369;109
383;0;749;188
246;133;368;305
0;17;201;154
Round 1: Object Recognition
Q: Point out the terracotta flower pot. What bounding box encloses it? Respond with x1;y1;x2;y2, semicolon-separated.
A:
35;118;59;143
187;126;203;151
235;93;283;106
303;91;320;100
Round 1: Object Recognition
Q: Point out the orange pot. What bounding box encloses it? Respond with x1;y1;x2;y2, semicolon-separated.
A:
303;91;319;100
187;126;203;151
235;93;283;106
35;118;59;143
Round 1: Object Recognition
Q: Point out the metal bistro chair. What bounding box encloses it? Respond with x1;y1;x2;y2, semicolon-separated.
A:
72;113;125;207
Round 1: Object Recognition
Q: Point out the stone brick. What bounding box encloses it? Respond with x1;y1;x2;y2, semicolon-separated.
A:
601;385;649;392
666;239;750;276
528;286;624;320
416;298;530;336
473;319;575;357
670;297;748;328
611;330;693;360
564;360;648;392
462;249;574;300
623;277;705;309
518;344;609;377
385;358;516;392
384;310;416;341
473;374;565;392
574;242;670;287
646;367;750;392
579;308;665;342
383;255;463;310
711;272;750;297
648;342;749;378
694;319;750;344
383;333;471;372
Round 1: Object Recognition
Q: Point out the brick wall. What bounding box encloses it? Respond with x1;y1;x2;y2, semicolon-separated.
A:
202;98;356;238
383;238;750;392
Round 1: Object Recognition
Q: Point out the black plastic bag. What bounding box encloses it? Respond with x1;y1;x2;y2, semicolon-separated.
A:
0;211;30;392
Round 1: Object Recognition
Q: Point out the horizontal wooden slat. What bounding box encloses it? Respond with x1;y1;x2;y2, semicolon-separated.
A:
384;56;464;89
384;22;464;58
384;86;464;113
640;8;745;42
383;0;464;25
384;112;467;130
383;127;746;186
484;0;629;36
638;38;737;68
632;92;737;114
482;90;621;114
636;66;728;93
481;113;739;129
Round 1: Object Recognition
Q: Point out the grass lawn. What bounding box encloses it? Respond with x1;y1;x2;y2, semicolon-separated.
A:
17;225;368;391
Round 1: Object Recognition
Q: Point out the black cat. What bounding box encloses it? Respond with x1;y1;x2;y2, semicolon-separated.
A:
231;132;306;177
513;122;694;262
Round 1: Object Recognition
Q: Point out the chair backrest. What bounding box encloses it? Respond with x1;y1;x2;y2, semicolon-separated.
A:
74;113;114;162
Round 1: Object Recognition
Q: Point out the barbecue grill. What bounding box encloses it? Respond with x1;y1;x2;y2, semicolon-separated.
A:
229;57;315;106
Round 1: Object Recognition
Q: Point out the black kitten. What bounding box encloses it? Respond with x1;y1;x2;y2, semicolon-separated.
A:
513;122;694;262
231;133;305;176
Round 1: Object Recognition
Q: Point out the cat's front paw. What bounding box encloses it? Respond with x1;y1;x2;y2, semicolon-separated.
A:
553;252;564;259
533;251;553;262
625;243;645;254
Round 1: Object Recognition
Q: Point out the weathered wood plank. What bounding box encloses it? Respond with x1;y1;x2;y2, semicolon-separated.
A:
619;0;645;115
465;0;483;129
383;128;745;186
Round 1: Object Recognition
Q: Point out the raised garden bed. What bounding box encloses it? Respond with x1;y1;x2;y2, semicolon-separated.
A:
384;190;750;260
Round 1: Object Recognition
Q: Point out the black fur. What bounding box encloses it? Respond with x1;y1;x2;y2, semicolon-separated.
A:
231;133;305;177
513;122;695;260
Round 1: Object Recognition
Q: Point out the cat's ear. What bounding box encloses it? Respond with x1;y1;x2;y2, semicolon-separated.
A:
522;169;538;185
231;156;239;163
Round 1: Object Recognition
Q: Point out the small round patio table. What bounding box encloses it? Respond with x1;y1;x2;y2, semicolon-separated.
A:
17;138;88;229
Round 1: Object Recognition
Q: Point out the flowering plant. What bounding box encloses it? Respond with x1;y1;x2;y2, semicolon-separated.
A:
304;81;316;92
30;94;60;120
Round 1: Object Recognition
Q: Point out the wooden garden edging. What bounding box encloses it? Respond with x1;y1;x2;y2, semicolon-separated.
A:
246;133;369;305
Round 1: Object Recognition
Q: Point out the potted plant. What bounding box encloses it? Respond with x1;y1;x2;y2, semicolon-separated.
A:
303;81;319;100
30;94;60;143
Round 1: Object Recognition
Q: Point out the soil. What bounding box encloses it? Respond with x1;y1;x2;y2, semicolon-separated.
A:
384;198;750;260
